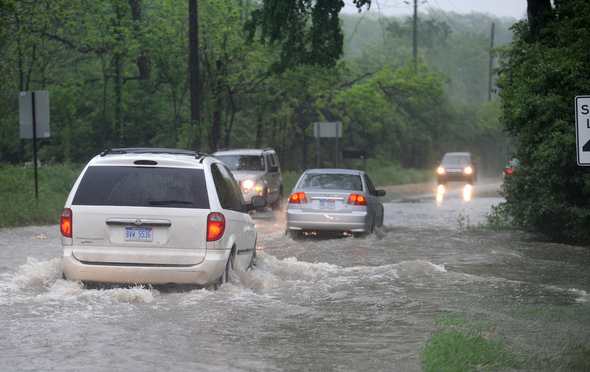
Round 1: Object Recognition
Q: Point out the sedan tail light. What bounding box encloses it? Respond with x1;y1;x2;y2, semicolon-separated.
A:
347;194;367;206
61;208;72;237
288;192;307;204
207;213;225;241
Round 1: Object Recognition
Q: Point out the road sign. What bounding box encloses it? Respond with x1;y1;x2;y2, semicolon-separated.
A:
19;90;50;139
314;122;342;138
576;96;590;166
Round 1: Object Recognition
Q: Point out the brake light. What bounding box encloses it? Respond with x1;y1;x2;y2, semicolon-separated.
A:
348;194;367;206
289;192;307;204
207;213;225;241
506;169;514;174
61;208;72;237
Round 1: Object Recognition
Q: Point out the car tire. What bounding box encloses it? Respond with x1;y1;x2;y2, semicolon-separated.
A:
248;246;257;270
272;190;283;211
215;249;235;289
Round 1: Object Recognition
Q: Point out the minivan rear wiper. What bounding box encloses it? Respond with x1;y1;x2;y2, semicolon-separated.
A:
148;200;194;205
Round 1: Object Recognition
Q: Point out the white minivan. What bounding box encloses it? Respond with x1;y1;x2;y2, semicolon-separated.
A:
60;148;266;287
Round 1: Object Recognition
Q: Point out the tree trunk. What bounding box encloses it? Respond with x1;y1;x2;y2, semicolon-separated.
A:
189;0;200;150
527;0;552;39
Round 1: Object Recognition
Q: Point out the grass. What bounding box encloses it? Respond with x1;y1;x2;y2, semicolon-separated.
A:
0;163;83;227
421;310;590;371
1;158;431;228
282;159;434;195
421;314;520;371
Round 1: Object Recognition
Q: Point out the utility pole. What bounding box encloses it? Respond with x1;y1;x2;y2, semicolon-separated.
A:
413;0;418;72
488;22;495;101
189;0;200;149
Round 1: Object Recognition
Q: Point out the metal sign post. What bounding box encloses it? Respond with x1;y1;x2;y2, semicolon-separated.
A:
19;91;50;198
313;122;342;168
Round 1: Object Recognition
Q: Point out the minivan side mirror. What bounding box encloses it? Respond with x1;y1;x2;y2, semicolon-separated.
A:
246;195;267;211
269;165;279;173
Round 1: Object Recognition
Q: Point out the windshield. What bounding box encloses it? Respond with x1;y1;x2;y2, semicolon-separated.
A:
215;155;265;171
441;154;470;166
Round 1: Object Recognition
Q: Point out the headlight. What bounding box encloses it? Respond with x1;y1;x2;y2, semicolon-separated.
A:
464;166;472;174
437;167;445;174
243;179;255;190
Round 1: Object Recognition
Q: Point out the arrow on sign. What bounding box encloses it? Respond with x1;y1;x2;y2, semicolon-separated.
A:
584;140;590;152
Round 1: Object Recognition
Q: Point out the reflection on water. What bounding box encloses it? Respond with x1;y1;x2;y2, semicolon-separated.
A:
463;184;472;201
436;183;472;203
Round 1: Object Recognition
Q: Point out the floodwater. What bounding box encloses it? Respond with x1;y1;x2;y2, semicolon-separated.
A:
1;180;589;371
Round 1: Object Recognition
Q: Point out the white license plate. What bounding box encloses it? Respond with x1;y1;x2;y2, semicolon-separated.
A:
125;227;153;241
319;200;335;209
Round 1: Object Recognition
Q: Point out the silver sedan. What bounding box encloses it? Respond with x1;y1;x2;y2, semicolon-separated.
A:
286;169;385;238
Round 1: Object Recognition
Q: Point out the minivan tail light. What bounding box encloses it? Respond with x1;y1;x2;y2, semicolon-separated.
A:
348;194;367;206
207;213;225;241
288;192;307;204
61;208;72;237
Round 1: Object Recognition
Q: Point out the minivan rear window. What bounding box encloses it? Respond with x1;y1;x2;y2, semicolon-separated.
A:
72;166;210;208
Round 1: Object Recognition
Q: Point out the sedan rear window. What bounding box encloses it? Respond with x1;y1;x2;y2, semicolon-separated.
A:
72;166;210;208
300;174;362;191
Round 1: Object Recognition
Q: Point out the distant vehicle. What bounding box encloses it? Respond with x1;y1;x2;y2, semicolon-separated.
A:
437;152;477;185
502;158;519;196
286;169;385;238
503;158;518;184
213;148;283;211
60;148;266;288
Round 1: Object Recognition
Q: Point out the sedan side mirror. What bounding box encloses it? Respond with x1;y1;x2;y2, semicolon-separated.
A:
376;189;386;197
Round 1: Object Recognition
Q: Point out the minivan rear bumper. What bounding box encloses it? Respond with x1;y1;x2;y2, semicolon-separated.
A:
61;247;230;286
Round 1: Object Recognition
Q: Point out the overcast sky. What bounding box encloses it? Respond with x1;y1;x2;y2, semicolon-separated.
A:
343;0;528;19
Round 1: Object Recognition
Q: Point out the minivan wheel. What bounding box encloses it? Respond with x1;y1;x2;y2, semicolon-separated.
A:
215;250;234;289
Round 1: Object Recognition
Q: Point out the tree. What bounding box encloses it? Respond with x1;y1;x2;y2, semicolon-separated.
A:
493;0;590;243
245;0;371;72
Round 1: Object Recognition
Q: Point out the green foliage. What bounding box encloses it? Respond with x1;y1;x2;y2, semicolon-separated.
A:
1;0;509;186
421;315;520;371
423;309;590;371
0;163;82;227
245;0;370;72
492;0;590;243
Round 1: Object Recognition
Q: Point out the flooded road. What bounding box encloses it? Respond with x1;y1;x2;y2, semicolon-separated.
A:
1;180;589;371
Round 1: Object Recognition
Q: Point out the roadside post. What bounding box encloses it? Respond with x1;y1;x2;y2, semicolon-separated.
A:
19;90;51;198
314;122;342;168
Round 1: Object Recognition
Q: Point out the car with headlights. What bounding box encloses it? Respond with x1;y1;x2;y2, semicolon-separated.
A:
213;148;283;211
286;169;385;238
60;148;266;287
436;152;477;185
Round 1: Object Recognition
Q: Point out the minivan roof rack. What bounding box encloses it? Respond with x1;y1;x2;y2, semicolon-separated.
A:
100;148;210;159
